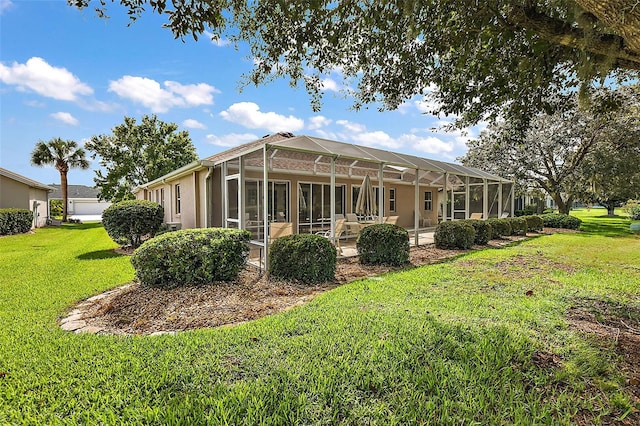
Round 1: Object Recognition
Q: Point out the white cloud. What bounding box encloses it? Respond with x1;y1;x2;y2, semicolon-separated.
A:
203;30;231;47
182;119;206;129
335;119;366;133
406;135;454;155
24;100;45;108
0;57;93;101
206;133;259;147
108;76;217;113
307;115;331;130
351;130;403;149
50;112;79;126
321;78;340;92
0;0;13;15
220;102;304;132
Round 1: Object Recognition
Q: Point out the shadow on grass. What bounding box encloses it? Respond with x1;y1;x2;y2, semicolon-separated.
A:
578;217;633;238
61;222;104;231
77;249;122;260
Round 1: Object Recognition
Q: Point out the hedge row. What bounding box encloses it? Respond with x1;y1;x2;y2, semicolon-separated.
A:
434;215;546;249
0;208;33;235
131;228;250;288
540;213;582;230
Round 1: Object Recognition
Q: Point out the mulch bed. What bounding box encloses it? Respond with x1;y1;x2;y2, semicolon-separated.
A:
69;235;527;336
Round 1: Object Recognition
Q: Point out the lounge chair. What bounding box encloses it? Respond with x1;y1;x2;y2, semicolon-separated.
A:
384;216;399;225
317;218;346;254
269;222;293;243
470;212;483;220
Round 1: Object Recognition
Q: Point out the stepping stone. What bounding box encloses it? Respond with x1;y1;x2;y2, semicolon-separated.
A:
60;320;86;331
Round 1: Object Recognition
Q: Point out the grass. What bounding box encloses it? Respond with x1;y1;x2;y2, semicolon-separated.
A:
0;214;639;424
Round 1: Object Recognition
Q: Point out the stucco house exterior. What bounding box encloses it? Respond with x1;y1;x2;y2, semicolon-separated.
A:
49;184;112;218
0;167;53;228
135;133;513;267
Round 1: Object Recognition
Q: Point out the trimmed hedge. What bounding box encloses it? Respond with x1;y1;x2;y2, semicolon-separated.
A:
102;200;164;248
357;224;410;266
540;213;582;230
269;233;336;284
131;228;251;288
0;208;33;235
461;219;492;245
522;215;544;232
506;217;528;236
486;218;512;238
434;221;475;249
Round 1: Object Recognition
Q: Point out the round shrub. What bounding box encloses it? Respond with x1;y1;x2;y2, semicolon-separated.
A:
102;200;164;248
462;219;492;245
540;213;582;230
357;224;410;266
522;215;543;232
131;228;251;288
486;218;512;238
0;208;33;235
434;221;475;249
269;233;336;284
506;217;528;235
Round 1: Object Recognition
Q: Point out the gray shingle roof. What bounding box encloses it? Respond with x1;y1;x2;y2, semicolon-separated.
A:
49;184;100;199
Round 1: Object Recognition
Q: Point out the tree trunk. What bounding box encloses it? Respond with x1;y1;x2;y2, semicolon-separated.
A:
552;193;571;215
61;171;68;222
607;206;616;216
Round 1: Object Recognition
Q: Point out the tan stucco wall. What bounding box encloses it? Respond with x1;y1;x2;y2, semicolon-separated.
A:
0;175;49;227
135;164;439;232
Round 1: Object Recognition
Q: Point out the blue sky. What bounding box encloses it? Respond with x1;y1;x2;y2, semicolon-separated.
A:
1;0;483;187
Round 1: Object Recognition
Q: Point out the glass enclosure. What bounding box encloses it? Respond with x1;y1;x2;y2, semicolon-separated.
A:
298;183;345;233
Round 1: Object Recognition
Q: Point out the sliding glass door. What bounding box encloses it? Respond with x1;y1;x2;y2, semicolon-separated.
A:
298;182;345;234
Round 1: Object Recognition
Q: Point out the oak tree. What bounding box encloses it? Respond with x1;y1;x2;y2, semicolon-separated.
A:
86;115;198;202
70;1;640;126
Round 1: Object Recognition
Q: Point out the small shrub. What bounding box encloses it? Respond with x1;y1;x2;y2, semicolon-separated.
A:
542;208;555;214
462;219;492;245
49;199;63;217
102;200;164;248
357;224;410;266
522;215;544;232
506;217;528;235
0;208;33;235
541;213;582;230
269;234;336;284
434;221;475;249
623;200;640;220
486;218;512;238
131;228;250;288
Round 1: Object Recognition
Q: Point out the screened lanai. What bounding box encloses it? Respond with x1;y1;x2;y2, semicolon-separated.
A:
211;134;513;268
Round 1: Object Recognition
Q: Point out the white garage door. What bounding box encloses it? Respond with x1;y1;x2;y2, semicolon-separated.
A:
72;201;111;215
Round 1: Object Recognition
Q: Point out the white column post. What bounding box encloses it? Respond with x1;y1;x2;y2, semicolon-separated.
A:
414;169;420;246
263;146;269;271
443;172;449;222
239;156;245;230
483;178;489;219
330;157;336;240
222;162;227;227
465;176;470;219
378;163;384;223
498;181;503;218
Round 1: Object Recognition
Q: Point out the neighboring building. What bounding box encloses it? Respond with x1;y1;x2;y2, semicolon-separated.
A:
0;167;53;228
135;133;514;265
49;184;112;218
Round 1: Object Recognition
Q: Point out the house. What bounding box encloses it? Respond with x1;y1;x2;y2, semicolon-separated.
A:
49;184;111;219
0;167;53;228
135;133;513;266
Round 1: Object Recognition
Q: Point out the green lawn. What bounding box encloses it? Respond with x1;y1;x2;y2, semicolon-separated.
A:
1;213;639;424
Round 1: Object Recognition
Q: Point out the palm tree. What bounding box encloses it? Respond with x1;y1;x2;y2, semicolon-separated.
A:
31;138;90;222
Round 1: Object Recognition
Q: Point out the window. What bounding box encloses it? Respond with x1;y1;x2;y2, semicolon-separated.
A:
389;188;396;212
175;184;181;214
160;188;165;209
424;191;432;211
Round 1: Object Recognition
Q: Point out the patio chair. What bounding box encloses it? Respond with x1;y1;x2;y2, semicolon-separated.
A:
384;216;399;225
500;212;510;218
419;211;433;227
470;212;483;220
346;213;359;222
269;222;293;243
316;218;346;254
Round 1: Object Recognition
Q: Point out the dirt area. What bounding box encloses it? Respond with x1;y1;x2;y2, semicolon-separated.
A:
68;235;532;336
567;299;640;425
